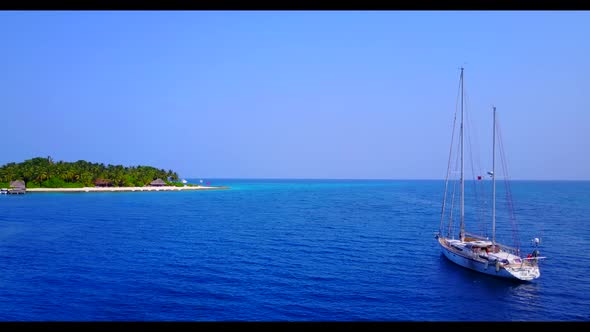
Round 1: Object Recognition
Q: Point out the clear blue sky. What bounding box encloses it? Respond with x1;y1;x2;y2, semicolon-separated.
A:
1;11;588;180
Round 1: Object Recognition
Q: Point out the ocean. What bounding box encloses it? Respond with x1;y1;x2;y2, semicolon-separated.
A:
0;179;588;321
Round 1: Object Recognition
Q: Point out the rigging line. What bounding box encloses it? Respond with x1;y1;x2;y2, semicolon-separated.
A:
472;107;489;237
465;94;482;232
463;88;487;236
440;87;461;234
441;73;462;236
496;116;521;251
498;130;519;248
448;136;462;238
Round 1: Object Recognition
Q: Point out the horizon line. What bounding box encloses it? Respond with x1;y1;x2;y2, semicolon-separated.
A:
181;177;590;182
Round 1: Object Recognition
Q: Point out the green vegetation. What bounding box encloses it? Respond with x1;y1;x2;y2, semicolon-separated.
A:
0;156;180;188
171;182;198;187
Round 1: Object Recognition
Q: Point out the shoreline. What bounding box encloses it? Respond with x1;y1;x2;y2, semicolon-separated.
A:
24;185;229;193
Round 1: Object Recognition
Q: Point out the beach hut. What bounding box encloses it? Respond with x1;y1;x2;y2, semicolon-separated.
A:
94;178;113;187
9;180;26;194
150;178;166;186
10;180;25;190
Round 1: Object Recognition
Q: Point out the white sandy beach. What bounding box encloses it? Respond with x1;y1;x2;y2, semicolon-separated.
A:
25;185;227;193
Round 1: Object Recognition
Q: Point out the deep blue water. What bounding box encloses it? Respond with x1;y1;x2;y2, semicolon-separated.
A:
0;179;589;321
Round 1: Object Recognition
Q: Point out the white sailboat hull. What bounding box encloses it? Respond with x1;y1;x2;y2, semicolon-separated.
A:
437;237;540;281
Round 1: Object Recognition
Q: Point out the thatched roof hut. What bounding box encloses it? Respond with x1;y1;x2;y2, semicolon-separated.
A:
150;178;166;186
10;180;25;190
94;178;113;187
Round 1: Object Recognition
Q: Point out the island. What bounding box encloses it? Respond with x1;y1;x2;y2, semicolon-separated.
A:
0;156;227;193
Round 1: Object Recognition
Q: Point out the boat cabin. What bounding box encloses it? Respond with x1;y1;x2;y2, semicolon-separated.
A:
464;240;496;256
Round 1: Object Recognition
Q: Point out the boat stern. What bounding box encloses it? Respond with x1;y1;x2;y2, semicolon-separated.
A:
505;265;540;281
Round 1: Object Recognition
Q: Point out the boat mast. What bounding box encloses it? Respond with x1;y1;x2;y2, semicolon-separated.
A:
459;67;465;242
492;106;497;250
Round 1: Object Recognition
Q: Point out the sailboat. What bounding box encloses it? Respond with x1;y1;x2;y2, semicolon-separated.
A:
435;68;544;281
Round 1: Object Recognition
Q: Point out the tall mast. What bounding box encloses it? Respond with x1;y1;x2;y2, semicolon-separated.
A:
492;106;497;250
459;67;465;241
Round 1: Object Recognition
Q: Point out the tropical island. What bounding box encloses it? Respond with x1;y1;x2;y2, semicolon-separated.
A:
0;156;227;193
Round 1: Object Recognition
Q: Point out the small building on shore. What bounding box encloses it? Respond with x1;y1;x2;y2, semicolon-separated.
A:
94;178;113;187
150;178;166;186
9;180;26;194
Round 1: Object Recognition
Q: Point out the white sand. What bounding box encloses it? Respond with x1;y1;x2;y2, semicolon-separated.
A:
26;185;227;193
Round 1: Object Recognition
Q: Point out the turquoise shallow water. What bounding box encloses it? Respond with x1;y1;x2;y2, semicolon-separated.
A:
0;179;588;321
